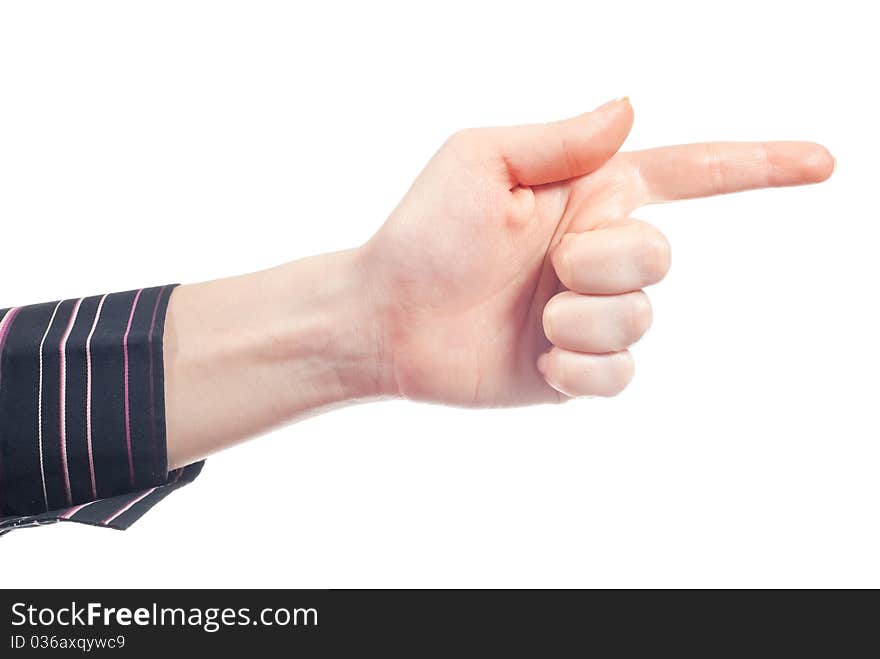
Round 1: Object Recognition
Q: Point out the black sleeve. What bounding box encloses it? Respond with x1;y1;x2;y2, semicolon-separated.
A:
0;285;203;535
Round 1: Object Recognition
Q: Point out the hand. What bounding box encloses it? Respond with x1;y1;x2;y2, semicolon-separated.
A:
163;99;833;466
360;98;834;405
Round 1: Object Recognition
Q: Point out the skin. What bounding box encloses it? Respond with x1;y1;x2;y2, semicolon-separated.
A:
163;98;834;468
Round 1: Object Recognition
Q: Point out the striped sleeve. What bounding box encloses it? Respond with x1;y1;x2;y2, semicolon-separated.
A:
0;285;203;534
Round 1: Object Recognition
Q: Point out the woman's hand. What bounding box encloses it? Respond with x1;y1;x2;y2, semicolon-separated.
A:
360;98;833;405
164;98;834;466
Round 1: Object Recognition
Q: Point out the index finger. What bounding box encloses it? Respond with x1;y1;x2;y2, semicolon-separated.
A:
627;141;834;203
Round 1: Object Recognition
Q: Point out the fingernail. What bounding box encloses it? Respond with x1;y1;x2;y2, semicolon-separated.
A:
596;96;629;112
831;156;837;176
536;352;550;376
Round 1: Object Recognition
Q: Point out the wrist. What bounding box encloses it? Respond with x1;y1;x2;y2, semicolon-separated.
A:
270;248;396;405
164;249;394;467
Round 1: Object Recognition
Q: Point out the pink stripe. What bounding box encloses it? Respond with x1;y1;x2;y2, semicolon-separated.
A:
85;294;108;499
0;306;22;390
101;487;156;525
59;298;84;506
60;501;92;520
123;289;144;487
99;466;183;526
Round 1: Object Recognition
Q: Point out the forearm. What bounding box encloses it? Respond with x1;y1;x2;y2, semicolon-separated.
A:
162;249;393;469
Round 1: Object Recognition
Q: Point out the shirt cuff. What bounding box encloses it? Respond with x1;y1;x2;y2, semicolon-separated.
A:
0;285;202;533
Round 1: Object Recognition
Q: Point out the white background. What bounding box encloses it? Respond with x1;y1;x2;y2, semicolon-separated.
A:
1;1;877;588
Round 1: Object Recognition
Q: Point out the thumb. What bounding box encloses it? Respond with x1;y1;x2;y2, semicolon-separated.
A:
496;97;634;187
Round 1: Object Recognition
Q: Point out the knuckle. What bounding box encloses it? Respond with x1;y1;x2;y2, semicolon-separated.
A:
627;291;653;342
551;237;575;287
704;142;725;195
545;349;571;393
638;226;672;283
542;292;575;344
444;127;485;154
606;351;635;397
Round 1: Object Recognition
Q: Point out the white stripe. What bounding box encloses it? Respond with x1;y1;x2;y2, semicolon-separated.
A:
85;294;108;498
37;300;64;512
